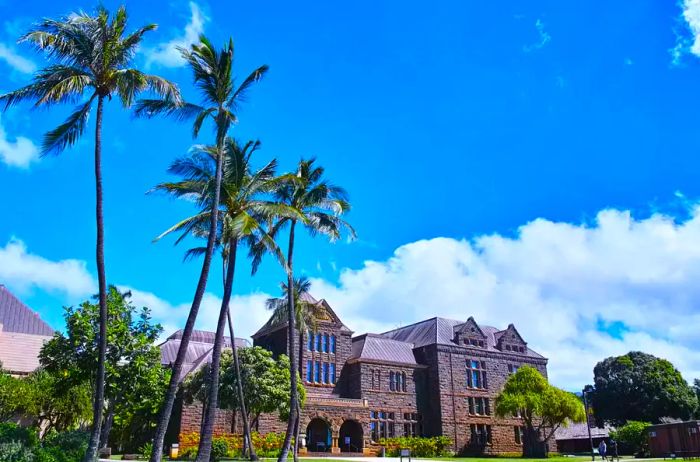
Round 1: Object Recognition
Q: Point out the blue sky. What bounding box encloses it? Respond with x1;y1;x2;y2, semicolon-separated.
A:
2;0;700;389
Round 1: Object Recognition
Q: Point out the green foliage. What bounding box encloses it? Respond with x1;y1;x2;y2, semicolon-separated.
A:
379;436;452;457
609;421;652;456
0;423;38;448
0;441;35;462
591;351;698;425
139;442;154;460
0;368;33;422
39;286;168;448
184;347;304;424
41;430;89;462
495;366;585;457
210;437;228;461
23;369;92;433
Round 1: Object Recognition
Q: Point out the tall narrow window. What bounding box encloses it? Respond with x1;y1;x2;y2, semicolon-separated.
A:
307;330;313;351
389;372;396;391
330;334;336;353
322;333;328;353
467;360;487;389
330;363;336;384
315;360;321;383
402;372;407;392
514;426;523;445
306;360;312;382
315;333;321;351
323;362;329;383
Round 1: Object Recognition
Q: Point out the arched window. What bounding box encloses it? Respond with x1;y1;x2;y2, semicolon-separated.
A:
402;372;407;392
389;372;395;391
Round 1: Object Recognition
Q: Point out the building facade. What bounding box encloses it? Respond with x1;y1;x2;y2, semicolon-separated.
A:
166;293;549;455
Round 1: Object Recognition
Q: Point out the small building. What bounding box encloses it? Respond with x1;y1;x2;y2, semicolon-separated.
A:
0;285;55;376
554;422;612;454
648;421;700;458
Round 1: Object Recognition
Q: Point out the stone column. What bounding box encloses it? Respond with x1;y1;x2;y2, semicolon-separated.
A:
331;436;340;454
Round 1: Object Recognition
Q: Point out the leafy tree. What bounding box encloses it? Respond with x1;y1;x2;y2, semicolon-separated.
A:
591;351;697;425
694;379;700;418
0;8;180;461
495;365;585;458
263;159;354;462
39;286;168;450
0;365;29;422
609;421;652;456
137;36;268;462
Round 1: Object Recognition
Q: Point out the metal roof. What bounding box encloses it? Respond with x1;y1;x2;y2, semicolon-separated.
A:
350;334;417;365
0;285;55;336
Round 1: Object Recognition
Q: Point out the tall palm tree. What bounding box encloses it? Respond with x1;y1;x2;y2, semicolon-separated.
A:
153;139;291;462
0;8;180;462
266;277;325;462
137;37;268;462
268;159;355;462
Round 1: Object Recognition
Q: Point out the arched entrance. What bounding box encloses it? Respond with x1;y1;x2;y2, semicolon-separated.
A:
339;419;363;453
306;418;332;453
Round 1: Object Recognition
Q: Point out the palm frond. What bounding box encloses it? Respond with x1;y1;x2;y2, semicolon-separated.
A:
41;94;96;155
133;98;203;121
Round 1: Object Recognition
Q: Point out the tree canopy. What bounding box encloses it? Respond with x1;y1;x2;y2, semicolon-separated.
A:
495;365;585;457
590;351;697;425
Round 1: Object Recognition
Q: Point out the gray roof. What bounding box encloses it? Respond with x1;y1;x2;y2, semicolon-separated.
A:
555;422;613;440
381;317;544;359
0;285;55;336
159;329;250;382
350;334;417;365
252;296;352;339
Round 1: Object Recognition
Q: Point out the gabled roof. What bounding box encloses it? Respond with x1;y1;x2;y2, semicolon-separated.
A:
0;285;55;336
496;323;527;345
381;317;544;359
554;422;613;440
350;334;417;365
159;329;250;382
252;296;352;339
453;316;487;339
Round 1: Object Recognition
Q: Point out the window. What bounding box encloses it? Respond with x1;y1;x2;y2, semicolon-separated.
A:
468;397;490;416
515;426;524;445
322;333;328;353
402;372;407;392
323;362;329;383
315;361;321;383
370;369;381;390
306;360;312;382
389;372;395;391
370;410;396;441
330;363;336;384
307;330;313;351
389;370;407;392
467;359;487;389
315;333;321;351
403;413;421;437
470;424;492;446
508;364;519;374
330;334;336;353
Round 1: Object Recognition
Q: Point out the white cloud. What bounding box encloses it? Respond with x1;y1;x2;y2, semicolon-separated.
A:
0;238;95;297
523;19;551;53
144;2;207;68
309;207;700;390
0;117;39;168
671;0;700;65
0;43;36;74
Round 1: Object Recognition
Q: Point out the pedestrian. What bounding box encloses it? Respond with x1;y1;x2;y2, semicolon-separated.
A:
598;439;608;461
609;438;618;461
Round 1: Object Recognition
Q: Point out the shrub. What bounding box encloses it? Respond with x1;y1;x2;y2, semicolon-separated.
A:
210;438;228;461
609;421;652;457
41;431;89;462
0;423;39;448
0;441;35;462
379;436;452;457
139;442;154;460
177;431;288;459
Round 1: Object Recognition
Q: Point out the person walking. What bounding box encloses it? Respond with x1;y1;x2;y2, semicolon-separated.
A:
598;439;608;461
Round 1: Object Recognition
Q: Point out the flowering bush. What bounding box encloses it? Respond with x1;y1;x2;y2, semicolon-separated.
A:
379;436;452;457
177;431;288;459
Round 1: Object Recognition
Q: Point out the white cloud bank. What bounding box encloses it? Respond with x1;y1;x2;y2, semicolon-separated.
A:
144;2;207;68
5;204;700;390
0;117;39;168
0;43;36;74
671;0;700;65
0;238;95;297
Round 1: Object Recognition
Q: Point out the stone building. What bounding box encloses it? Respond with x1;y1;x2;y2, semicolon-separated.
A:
165;293;549;455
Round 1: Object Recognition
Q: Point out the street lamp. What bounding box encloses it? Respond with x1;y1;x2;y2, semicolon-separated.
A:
582;385;595;461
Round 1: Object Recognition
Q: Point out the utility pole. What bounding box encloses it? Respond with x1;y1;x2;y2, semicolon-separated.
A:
583;385;595;461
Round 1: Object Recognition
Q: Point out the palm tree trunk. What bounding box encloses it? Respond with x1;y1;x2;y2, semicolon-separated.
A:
227;308;257;460
196;239;238;462
278;221;298;462
293;400;301;462
150;143;225;462
84;95;107;462
99;400;116;450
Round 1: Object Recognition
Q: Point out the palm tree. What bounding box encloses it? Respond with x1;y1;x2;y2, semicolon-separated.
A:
269;159;355;462
137;37;268;462
265;277;325;462
153;138;291;462
0;8;180;462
